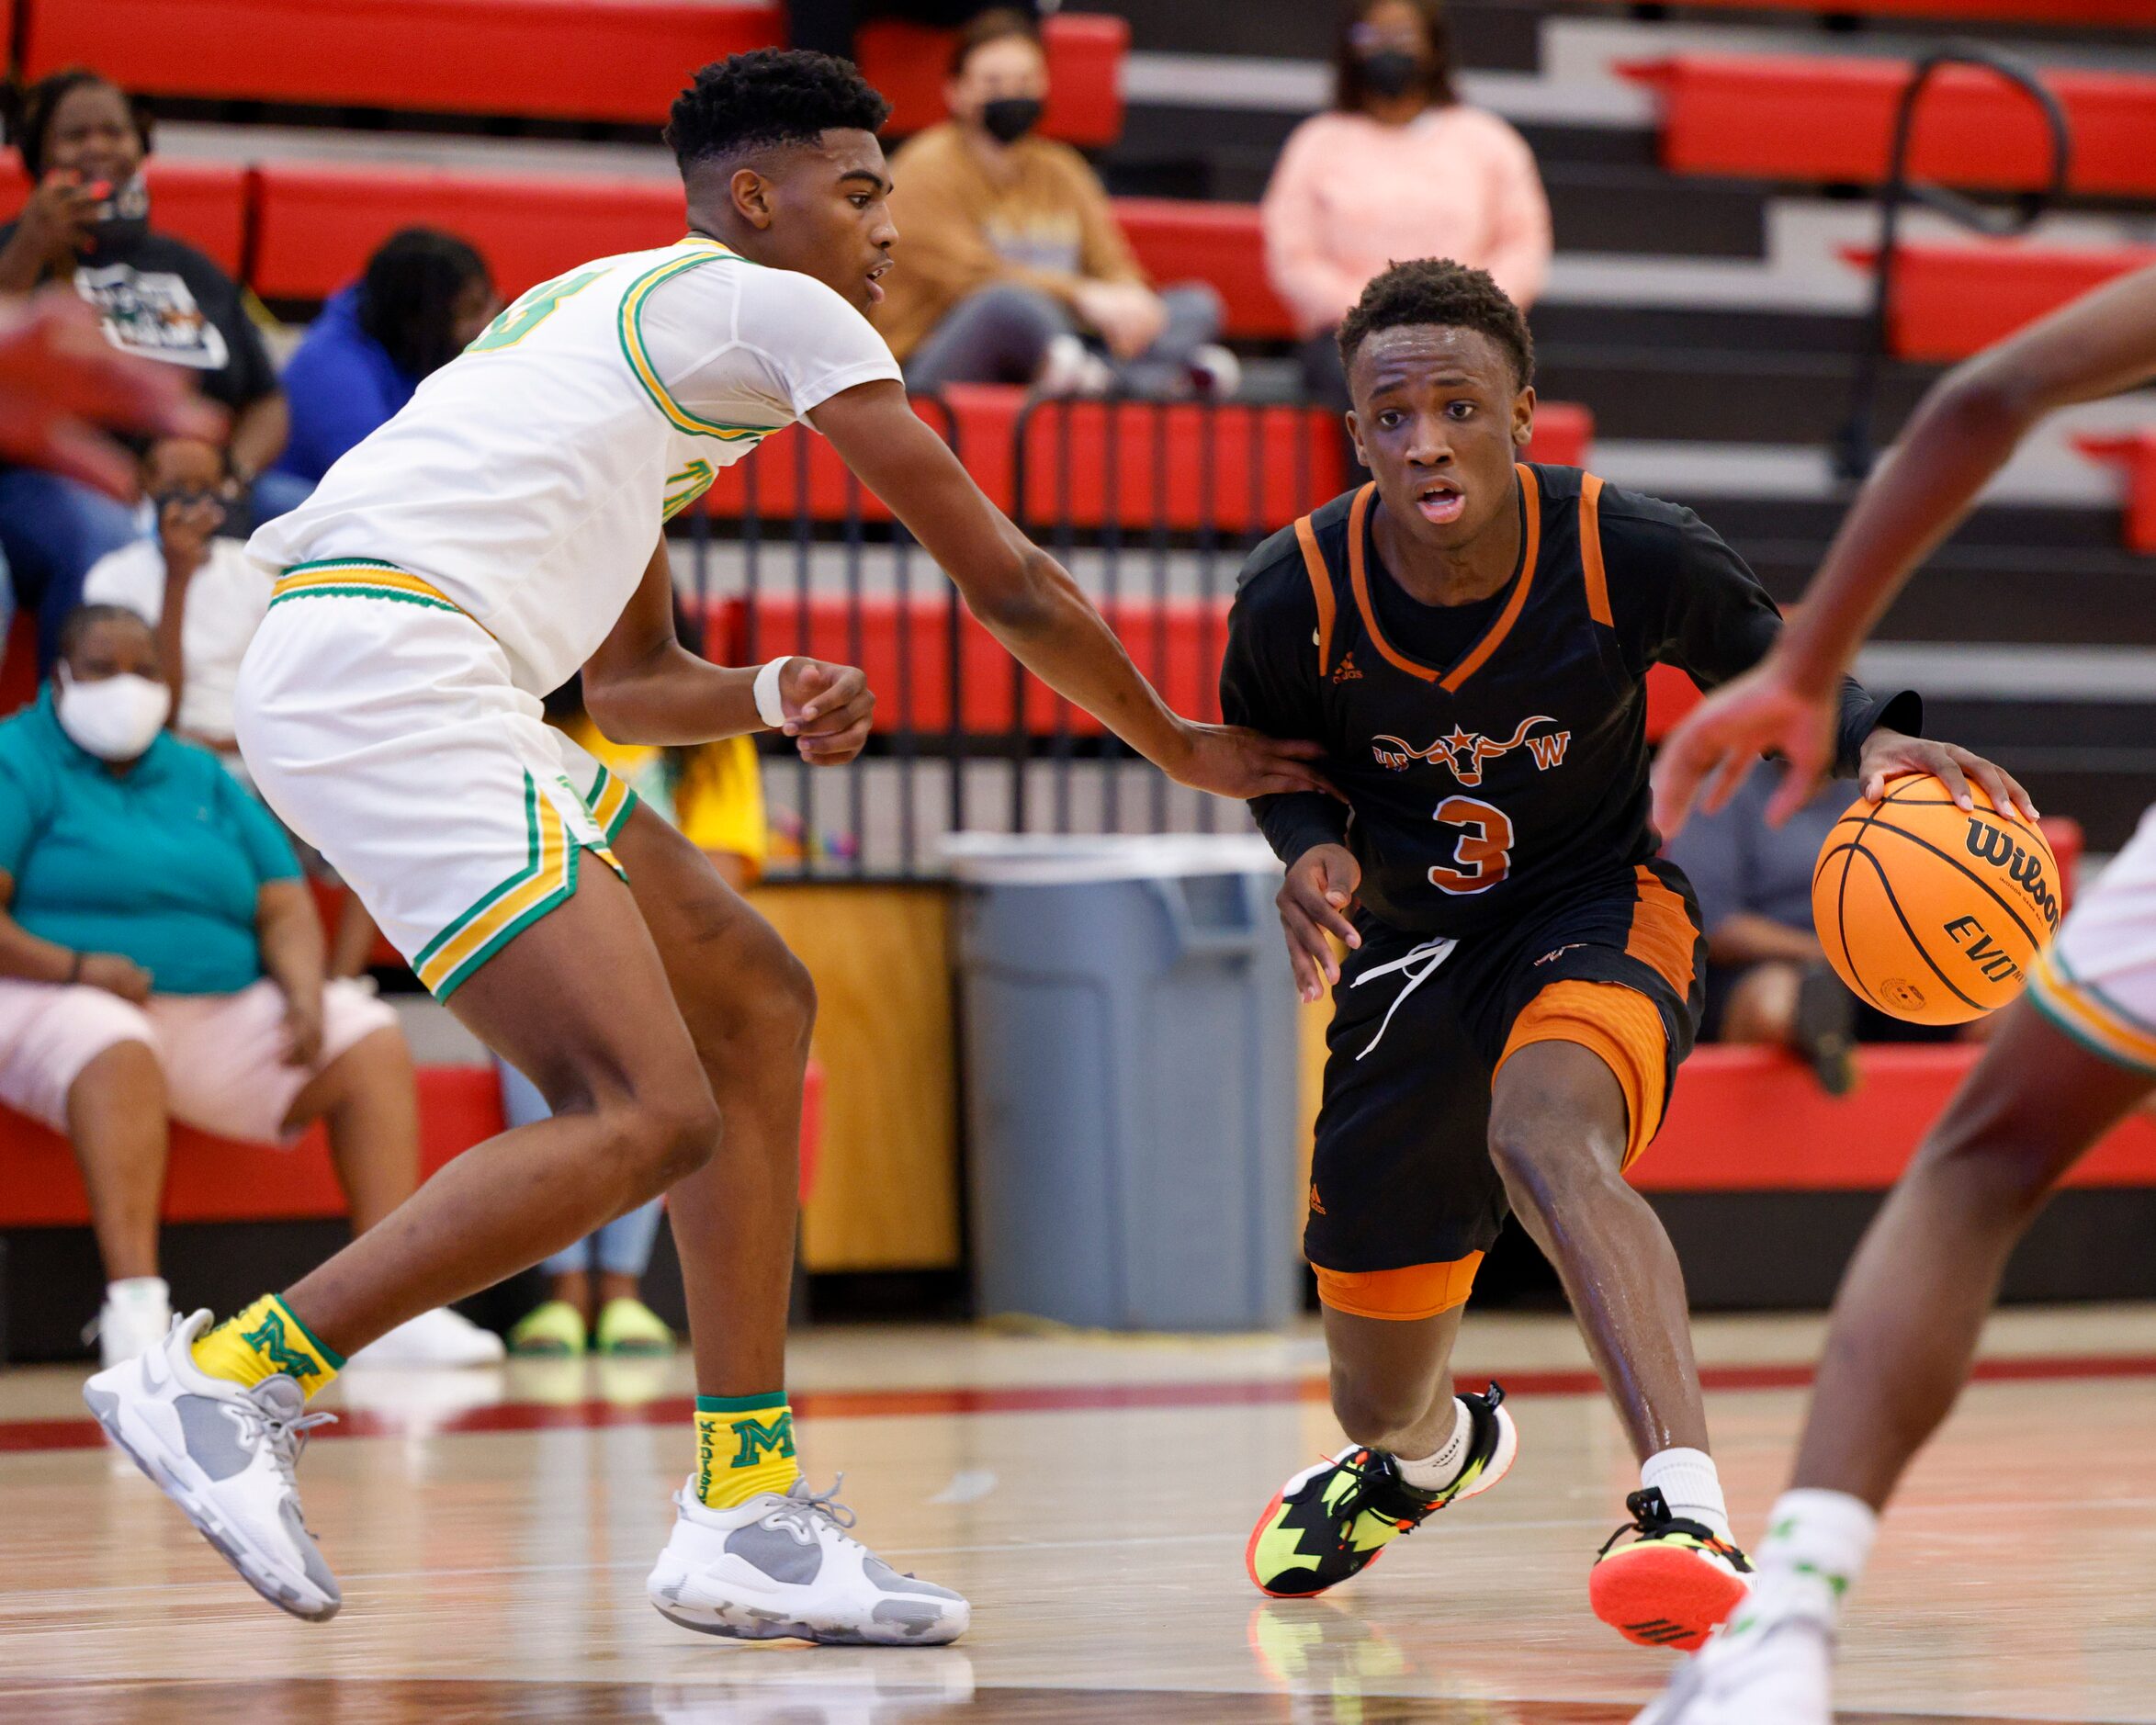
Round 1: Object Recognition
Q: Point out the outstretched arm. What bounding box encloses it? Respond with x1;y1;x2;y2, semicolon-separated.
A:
1654;263;2156;836
581;537;875;764
810;379;1329;800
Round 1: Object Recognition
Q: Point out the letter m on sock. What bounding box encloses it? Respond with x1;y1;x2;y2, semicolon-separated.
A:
730;1411;797;1469
242;1307;319;1381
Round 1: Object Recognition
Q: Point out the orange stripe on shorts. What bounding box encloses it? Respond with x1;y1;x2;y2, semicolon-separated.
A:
1499;979;1671;1169
1625;864;1699;1001
1314;1254;1484;1321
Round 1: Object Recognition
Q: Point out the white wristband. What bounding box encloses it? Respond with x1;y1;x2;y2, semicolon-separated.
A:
752;657;794;730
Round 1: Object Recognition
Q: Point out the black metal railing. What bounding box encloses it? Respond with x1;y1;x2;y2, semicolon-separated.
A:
673;389;1345;882
1835;43;2071;482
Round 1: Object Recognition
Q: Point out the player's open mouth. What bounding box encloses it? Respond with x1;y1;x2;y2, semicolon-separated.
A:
866;261;892;305
1415;481;1465;524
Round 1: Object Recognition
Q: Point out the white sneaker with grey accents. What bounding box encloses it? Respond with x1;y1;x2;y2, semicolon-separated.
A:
83;1309;342;1621
648;1477;970;1646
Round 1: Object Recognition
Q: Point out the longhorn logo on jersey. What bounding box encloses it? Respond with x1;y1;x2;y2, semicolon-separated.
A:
1371;715;1571;785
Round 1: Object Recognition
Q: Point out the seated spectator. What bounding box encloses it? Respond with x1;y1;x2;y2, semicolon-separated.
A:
879;9;1237;398
1262;0;1550;417
504;670;769;1359
0;68;299;671
0;604;502;1367
274;228;498;490
81;437;384;977
1663;759;1955;1096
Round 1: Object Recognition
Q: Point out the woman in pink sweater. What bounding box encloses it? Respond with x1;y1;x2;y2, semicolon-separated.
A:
1262;0;1552;414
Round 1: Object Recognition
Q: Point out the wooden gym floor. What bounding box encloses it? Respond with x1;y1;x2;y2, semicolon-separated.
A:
1;1306;2151;1723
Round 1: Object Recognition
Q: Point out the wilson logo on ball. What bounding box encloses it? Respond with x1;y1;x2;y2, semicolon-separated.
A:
1963;818;2060;930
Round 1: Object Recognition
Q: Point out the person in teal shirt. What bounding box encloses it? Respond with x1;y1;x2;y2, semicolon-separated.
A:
0;604;497;1371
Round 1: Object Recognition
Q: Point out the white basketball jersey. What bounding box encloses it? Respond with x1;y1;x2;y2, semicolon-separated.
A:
249;235;899;693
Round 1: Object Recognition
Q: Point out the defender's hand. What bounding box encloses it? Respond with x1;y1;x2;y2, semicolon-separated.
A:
1857;728;2037;822
1166;721;1336;801
1652;656;1837;838
777;658;875;766
1278;842;1362;1004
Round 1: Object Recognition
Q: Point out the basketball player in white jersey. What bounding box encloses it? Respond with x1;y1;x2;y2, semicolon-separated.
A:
1639;264;2156;1721
84;50;1326;1643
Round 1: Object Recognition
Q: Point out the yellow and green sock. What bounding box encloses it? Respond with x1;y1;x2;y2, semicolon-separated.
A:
694;1392;801;1510
192;1294;343;1400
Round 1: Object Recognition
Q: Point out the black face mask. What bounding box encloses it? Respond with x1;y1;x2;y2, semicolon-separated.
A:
979;96;1044;144
1358;48;1423;100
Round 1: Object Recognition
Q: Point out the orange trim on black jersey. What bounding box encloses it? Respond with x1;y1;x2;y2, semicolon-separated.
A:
1342;467;1545;692
1579;470;1614;628
1293;511;1338;678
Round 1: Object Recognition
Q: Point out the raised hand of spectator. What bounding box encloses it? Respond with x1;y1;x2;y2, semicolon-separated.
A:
0;288;224;496
1071;280;1168;362
155;484;225;581
17;171;101;267
78;953;152;1004
281;986;326;1067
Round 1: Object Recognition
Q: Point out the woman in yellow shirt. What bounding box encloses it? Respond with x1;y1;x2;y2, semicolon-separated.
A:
503;676;768;1355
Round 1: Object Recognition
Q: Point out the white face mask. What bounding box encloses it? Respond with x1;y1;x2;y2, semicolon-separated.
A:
55;670;171;762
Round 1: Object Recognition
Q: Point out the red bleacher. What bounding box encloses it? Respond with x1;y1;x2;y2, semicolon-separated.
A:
253;162;685;302
0;158;249;276
2075;431;2156;556
1588;0;2152;19
858;13;1127;149
1621;53;2156;198
1641;1043;2156;1191
25;0;784;126
1116;199;1295;343
1844;242;2156;363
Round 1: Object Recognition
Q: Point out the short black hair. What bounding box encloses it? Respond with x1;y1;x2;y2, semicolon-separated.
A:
6;67;152;180
1338;257;1533;390
360;227;493;380
58;603;152;663
665;49;891;171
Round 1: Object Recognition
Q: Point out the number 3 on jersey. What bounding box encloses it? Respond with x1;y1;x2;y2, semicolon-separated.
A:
468;266;608;354
1428;795;1514;894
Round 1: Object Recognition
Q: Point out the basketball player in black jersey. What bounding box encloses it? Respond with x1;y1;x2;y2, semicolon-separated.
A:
1227;261;2022;1649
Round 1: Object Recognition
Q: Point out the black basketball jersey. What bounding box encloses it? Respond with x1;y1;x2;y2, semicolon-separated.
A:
1220;464;1913;940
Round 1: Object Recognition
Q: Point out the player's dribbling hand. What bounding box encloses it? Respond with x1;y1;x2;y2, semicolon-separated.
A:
1278;842;1362;1004
77;953;152;1005
1166;721;1336;801
777;658;875;765
1856;728;2037;824
1651;655;1837;838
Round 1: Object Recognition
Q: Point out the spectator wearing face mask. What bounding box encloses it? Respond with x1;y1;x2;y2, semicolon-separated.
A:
1262;0;1551;416
0;604;503;1369
878;8;1238;398
273;228;500;490
0;69;298;671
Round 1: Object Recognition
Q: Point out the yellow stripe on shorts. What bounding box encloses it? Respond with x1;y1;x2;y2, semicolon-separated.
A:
271;558;469;617
412;775;580;999
584;764;638;845
2028;945;2156;1076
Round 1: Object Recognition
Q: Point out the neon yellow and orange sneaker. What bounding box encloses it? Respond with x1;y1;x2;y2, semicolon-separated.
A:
1591;1487;1754;1651
1246;1382;1517;1598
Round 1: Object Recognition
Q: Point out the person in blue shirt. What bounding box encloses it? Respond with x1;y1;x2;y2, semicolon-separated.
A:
0;603;497;1368
271;229;498;490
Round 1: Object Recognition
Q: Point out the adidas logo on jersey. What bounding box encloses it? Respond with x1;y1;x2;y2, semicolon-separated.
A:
1330;651;1365;683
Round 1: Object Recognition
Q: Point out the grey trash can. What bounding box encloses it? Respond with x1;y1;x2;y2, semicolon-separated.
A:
948;833;1302;1332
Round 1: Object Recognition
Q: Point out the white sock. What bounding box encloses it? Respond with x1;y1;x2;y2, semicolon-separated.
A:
105;1275;169;1313
1747;1488;1878;1623
1641;1446;1733;1543
1393;1397;1473;1491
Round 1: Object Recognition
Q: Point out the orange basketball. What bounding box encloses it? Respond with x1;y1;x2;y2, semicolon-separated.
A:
1812;774;2061;1025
